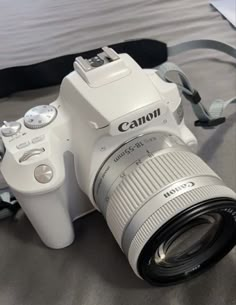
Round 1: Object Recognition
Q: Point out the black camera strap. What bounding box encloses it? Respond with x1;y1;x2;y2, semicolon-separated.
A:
0;39;167;99
0;189;20;220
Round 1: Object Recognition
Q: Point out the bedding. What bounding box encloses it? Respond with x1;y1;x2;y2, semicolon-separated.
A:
0;1;236;304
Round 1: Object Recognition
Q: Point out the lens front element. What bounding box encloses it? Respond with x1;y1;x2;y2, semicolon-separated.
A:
138;200;236;285
155;214;221;264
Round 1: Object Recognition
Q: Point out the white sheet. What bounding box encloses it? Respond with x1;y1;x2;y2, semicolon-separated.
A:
210;0;236;27
0;0;236;70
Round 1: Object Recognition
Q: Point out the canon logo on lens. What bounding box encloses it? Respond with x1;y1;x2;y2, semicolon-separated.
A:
164;182;195;198
118;108;161;132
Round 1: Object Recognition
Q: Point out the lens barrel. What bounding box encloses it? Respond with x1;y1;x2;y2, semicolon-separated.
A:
93;133;236;285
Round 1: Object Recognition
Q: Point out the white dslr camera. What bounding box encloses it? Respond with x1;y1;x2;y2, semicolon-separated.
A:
1;47;236;285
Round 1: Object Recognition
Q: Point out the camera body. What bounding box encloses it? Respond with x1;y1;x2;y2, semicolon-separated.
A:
3;47;236;285
1;47;196;247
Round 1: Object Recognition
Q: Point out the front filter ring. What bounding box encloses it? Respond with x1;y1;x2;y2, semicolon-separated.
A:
137;198;236;286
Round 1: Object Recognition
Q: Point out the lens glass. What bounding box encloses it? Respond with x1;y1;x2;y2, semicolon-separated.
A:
138;199;236;285
154;214;222;265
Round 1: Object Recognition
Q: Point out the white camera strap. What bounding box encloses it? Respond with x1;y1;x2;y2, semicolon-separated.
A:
157;39;236;127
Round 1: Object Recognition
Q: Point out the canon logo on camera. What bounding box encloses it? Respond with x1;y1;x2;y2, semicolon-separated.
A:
118;108;161;132
164;182;195;198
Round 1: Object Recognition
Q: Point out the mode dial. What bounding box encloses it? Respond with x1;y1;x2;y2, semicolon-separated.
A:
24;105;57;129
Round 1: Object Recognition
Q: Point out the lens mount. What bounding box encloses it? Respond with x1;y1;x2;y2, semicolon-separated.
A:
138;198;236;286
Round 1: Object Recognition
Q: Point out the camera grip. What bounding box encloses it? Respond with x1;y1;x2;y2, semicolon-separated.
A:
14;187;74;249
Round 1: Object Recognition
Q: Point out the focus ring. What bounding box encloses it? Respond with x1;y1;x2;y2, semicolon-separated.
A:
106;150;219;246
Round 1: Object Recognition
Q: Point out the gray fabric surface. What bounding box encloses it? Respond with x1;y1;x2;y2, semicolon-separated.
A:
0;0;236;304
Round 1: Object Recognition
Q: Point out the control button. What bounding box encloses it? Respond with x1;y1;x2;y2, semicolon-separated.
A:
16;141;30;150
1;121;21;137
34;164;53;184
24;105;57;129
32;135;45;144
19;148;45;163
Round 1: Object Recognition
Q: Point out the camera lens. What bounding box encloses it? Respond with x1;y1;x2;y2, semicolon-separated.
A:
93;132;236;285
137;200;236;285
155;214;221;265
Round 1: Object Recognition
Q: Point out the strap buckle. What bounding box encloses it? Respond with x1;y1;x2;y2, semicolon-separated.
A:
183;89;201;104
195;117;226;127
0;193;20;219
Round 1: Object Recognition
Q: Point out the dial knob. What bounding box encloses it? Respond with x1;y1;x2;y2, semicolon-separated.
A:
24;105;57;129
1;121;21;137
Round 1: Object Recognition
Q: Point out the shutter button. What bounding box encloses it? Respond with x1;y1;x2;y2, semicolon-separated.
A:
34;165;53;184
1;121;21;137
